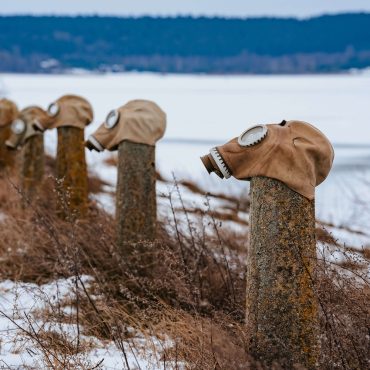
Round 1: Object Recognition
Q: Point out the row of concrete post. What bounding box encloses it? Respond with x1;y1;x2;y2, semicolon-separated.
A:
0;96;335;369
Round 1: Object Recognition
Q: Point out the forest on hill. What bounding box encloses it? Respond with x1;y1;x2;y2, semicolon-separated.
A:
0;13;370;73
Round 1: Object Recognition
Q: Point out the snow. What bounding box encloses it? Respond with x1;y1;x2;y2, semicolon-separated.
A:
2;72;370;230
0;72;369;367
2;73;370;145
0;277;170;369
1;71;368;243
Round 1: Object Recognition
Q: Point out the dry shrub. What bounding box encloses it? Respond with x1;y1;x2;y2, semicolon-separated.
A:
315;243;370;370
0;172;369;369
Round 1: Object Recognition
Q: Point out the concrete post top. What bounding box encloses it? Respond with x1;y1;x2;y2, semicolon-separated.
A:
6;106;47;149
201;120;334;200
86;99;166;152
0;98;18;128
38;94;93;131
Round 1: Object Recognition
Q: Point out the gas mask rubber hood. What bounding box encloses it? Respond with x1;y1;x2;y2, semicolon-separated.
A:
86;99;166;152
200;120;334;200
0;99;18;128
36;95;93;131
5;106;49;149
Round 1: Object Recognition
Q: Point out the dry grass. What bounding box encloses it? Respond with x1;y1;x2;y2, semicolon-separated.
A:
0;166;369;369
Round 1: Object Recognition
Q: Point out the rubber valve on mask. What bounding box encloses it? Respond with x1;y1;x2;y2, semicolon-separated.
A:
200;148;231;179
85;135;104;152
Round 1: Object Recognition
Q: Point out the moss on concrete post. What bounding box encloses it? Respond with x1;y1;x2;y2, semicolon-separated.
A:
20;134;44;204
247;176;319;369
0;126;15;173
116;140;156;247
56;126;88;220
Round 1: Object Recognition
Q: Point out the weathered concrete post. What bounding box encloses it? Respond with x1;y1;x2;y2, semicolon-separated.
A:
36;95;93;220
0;98;18;173
247;176;318;368
201;120;334;369
86;99;166;247
5;106;50;203
116;141;156;243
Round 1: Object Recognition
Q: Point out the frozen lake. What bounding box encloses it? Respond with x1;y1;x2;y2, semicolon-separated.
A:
1;73;370;229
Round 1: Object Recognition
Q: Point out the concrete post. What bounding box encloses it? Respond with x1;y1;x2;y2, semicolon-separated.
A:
56;126;88;220
0;125;14;172
85;100;166;248
20;134;44;204
40;95;93;220
247;176;319;369
116;141;156;246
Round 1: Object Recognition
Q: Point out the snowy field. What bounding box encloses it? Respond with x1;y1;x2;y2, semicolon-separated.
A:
1;72;370;368
2;72;370;230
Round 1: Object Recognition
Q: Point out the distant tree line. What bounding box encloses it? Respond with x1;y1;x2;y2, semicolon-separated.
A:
0;14;369;74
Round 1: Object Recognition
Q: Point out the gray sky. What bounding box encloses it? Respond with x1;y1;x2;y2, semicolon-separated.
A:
1;0;370;18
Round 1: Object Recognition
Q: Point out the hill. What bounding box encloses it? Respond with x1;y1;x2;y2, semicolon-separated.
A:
0;14;370;73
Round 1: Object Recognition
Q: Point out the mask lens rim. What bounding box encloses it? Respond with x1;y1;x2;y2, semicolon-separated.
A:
238;124;268;147
48;102;59;117
104;109;120;129
11;119;26;135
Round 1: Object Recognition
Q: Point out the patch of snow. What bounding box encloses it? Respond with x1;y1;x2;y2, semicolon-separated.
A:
0;277;170;369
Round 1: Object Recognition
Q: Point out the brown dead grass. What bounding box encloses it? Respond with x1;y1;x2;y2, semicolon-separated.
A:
0;170;369;369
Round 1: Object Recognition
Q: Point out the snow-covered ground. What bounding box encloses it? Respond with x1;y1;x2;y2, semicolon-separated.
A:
1;72;370;368
0;276;173;369
1;72;370;231
2;71;370;236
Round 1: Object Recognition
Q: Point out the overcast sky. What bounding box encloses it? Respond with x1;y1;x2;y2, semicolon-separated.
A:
1;0;370;18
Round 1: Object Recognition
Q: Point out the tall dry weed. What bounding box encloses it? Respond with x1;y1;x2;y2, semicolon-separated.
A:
0;169;368;369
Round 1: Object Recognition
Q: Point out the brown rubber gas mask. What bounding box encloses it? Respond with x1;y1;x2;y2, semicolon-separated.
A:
35;95;93;131
0;99;18;128
6;106;49;149
86;99;166;152
201;120;334;200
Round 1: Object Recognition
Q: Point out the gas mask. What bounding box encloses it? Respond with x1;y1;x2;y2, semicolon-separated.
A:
5;106;49;149
0;99;18;128
86;99;166;152
201;120;334;200
35;95;93;131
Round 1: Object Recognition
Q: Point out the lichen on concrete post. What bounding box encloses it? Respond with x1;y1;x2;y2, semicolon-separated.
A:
20;134;44;203
86;99;166;248
6;106;49;204
56;126;88;220
200;120;334;368
38;95;93;221
0;99;18;174
247;176;319;368
116;141;156;244
0;125;13;172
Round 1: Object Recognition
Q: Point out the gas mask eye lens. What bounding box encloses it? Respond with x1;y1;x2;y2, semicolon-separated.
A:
47;102;59;117
104;110;120;129
238;125;268;147
11;119;26;134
